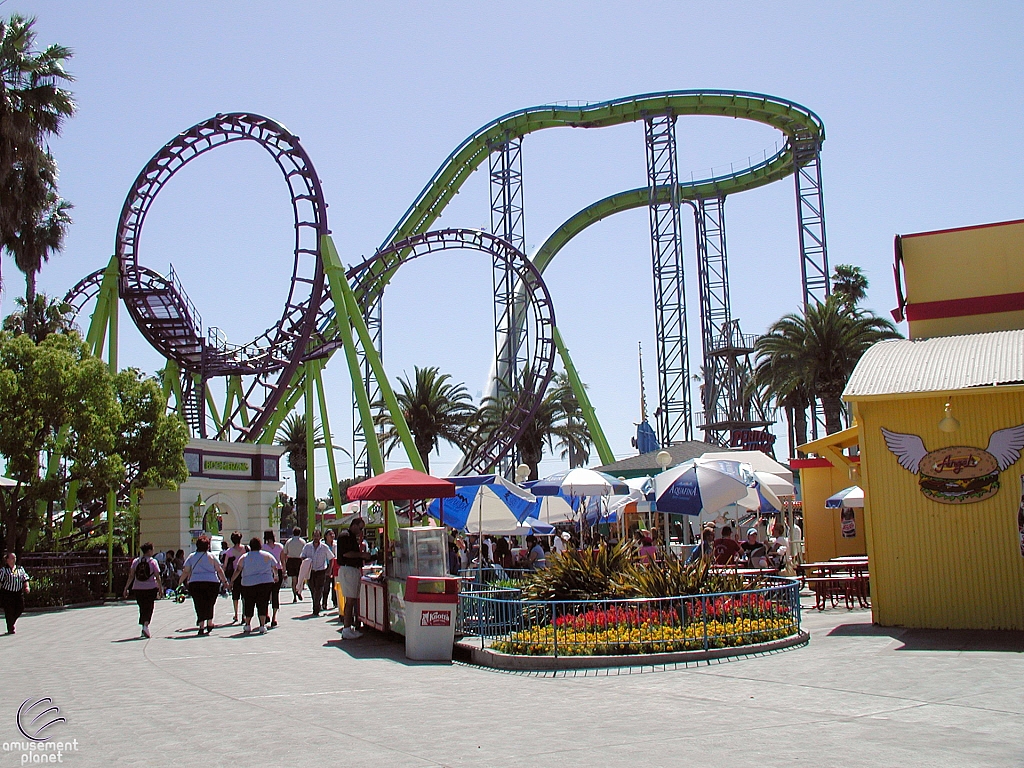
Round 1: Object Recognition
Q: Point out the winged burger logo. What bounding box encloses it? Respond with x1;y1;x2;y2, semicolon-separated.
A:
882;424;1024;504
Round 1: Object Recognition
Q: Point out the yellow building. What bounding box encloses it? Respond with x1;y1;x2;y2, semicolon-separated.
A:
792;427;866;564
844;330;1024;630
895;218;1024;339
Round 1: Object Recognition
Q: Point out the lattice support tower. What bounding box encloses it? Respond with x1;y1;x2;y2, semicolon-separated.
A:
351;296;383;480
489;132;528;473
792;130;830;439
694;196;772;447
644;111;692;445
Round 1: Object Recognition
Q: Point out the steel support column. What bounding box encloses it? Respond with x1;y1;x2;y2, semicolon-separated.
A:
694;197;772;447
489;134;527;389
644;112;692;445
792;131;830;438
489;133;527;473
793;132;829;307
351;296;382;479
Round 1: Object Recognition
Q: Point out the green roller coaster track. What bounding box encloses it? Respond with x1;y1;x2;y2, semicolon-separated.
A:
306;90;823;468
76;91;824;527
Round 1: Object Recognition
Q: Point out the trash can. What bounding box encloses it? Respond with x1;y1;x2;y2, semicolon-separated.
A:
403;576;459;661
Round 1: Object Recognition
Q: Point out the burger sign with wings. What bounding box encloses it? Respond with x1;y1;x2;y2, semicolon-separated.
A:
882;425;1024;504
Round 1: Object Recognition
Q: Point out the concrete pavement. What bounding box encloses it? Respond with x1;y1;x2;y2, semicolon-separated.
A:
1;593;1022;767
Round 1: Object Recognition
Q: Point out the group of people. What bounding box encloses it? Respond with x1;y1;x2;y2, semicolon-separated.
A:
686;522;791;570
450;531;572;574
120;522;374;640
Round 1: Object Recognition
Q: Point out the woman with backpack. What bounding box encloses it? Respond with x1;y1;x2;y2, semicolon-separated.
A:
123;542;162;638
220;532;247;624
181;536;230;636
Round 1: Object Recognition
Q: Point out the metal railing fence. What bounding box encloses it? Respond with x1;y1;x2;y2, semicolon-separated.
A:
18;553;133;609
458;577;800;657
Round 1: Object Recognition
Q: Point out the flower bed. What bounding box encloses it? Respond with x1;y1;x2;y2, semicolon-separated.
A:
493;616;797;656
461;576;801;658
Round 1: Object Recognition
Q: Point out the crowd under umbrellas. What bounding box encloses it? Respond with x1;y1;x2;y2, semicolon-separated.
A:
89;455;797;641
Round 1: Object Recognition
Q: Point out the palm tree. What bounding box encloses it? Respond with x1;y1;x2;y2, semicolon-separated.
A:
0;14;76;291
275;413;324;534
831;264;869;309
374;366;475;473
473;371;592;481
6;160;73;336
754;295;901;436
2;292;76;341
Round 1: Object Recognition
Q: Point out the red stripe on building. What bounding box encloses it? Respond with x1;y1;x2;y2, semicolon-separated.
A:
905;291;1024;321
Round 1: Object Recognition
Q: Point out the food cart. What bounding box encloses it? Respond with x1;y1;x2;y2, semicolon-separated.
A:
346;468;459;659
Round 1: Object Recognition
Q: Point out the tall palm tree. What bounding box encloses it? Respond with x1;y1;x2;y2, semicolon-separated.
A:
754;295;900;436
7;159;73;336
473;371;592;481
374;366;475;474
831;264;869;309
0;14;76;291
276;413;324;534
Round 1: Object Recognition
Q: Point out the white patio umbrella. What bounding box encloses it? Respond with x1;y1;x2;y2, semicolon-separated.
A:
0;476;17;487
826;485;865;508
654;458;753;517
753;471;794;498
531;468;629;497
531;495;577;525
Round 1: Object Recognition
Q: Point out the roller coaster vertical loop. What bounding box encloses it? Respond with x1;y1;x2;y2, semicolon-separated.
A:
112;112;329;440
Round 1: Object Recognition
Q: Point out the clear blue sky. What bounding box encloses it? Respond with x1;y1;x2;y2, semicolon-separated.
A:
4;1;1023;496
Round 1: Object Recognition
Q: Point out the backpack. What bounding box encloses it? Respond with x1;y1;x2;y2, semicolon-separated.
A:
224;554;237;580
135;556;152;583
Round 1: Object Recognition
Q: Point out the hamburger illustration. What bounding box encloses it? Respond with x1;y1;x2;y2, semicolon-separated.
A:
882;424;1024;505
917;447;999;503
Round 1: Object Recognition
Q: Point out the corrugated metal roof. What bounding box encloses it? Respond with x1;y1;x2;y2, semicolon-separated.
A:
844;329;1024;399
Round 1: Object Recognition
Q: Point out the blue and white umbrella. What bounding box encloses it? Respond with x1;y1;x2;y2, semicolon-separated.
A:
426;476;537;532
530;468;629;497
654;459;752;517
825;485;864;509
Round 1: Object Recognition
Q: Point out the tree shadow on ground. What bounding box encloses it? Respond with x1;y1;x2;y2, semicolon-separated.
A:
829;622;1024;652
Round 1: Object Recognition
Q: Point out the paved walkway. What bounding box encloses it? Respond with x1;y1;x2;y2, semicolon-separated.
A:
1;594;1022;767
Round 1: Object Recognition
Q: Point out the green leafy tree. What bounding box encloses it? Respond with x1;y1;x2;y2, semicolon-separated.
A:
275;413;324;534
113;368;189;492
0;14;75;294
373;366;475;474
0;332;121;553
473;371;592;481
831;264;869;309
753;295;901;436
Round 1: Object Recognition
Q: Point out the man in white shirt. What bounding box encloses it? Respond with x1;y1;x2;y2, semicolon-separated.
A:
282;527;306;603
300;529;336;617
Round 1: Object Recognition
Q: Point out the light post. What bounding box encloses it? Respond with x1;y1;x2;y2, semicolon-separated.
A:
515;463;531;484
656;450;673;552
317;500;327;533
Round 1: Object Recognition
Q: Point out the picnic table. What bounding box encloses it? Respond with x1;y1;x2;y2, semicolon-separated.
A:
802;558;870;610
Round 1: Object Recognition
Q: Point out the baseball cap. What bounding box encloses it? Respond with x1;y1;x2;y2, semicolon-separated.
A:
747;528;758;536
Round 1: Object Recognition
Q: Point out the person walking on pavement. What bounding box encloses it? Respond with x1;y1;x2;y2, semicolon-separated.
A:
300;529;335;617
230;537;280;635
282;526;306;602
0;552;30;634
221;532;248;624
124;542;162;638
323;528;339;611
181;535;229;635
338;518;375;639
262;530;285;627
